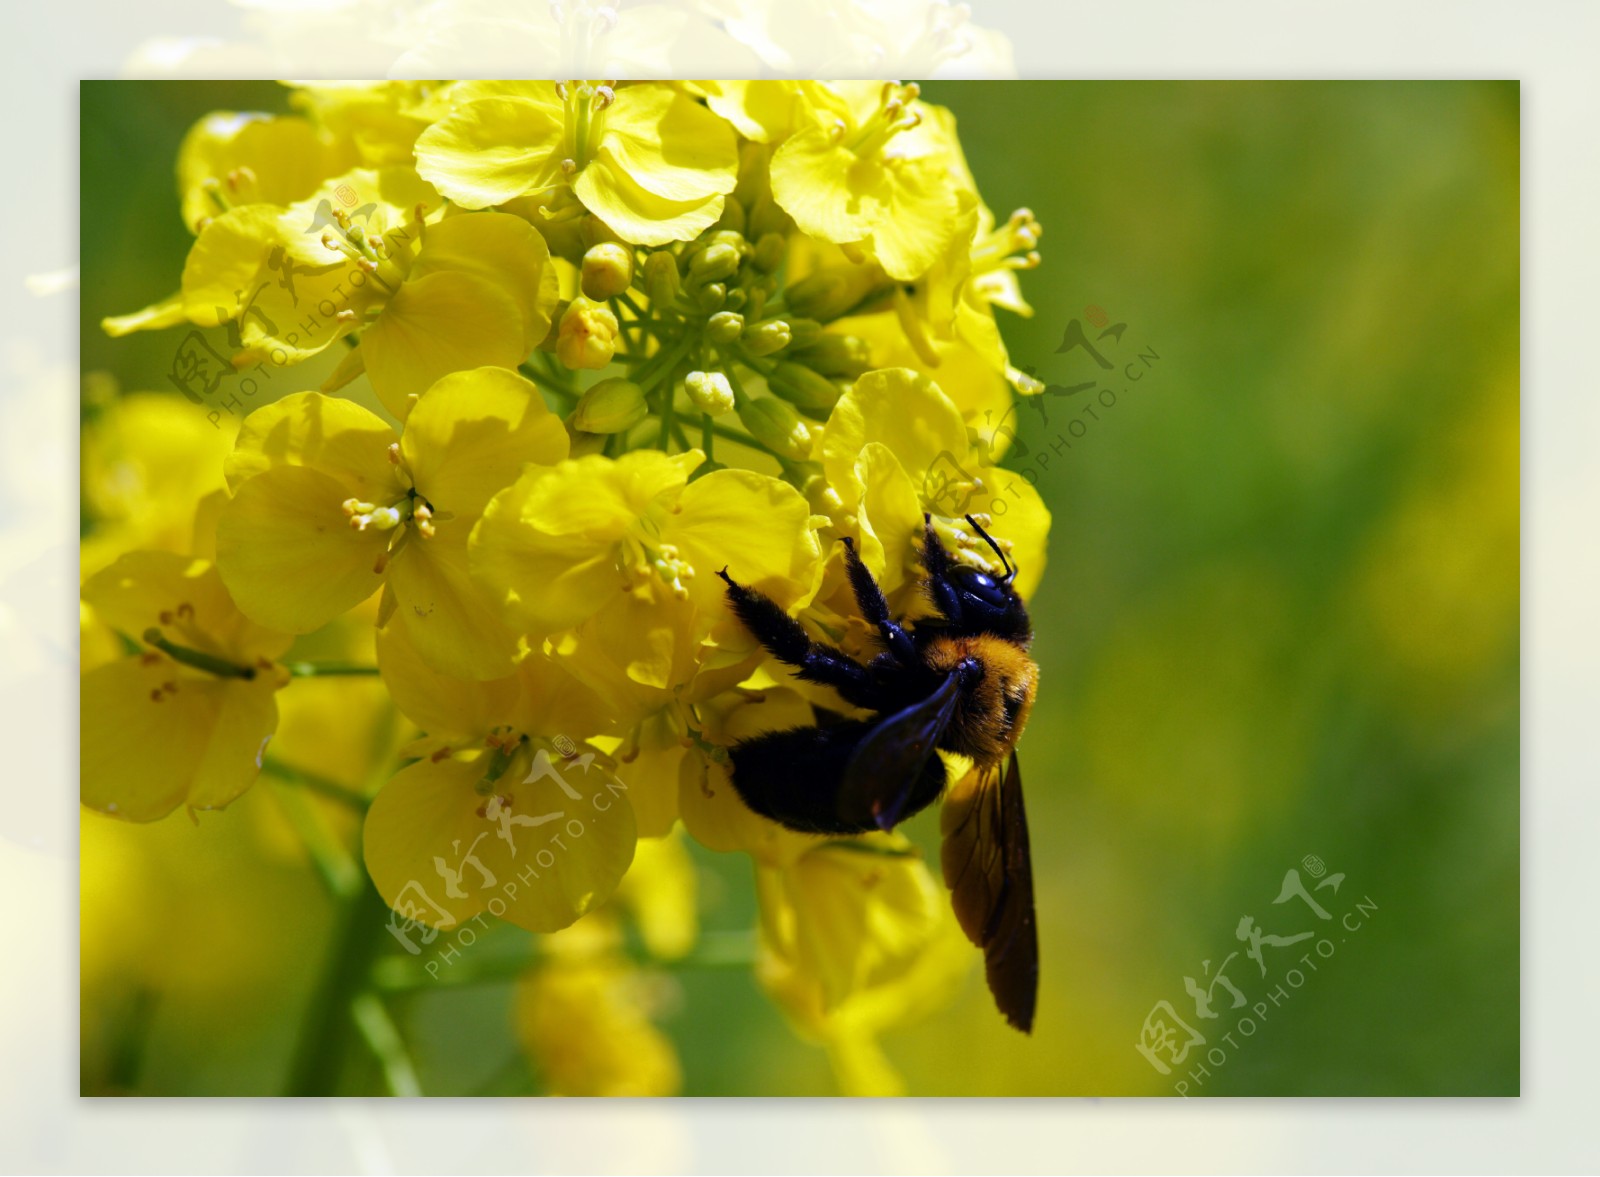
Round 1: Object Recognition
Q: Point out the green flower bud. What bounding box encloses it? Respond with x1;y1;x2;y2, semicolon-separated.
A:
753;232;786;273
794;332;872;379
784;318;823;350
742;319;792;357
739;396;813;461
556;297;620;370
580;242;634;301
689;242;740;285
572;377;648;434
707;311;745;343
685;370;735;416
696;282;727;312
786;264;890;322
643;251;680;308
767;361;842;411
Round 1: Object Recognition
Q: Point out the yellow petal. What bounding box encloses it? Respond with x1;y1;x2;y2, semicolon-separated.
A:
362;269;529;420
668;468;820;612
384;537;522;681
470;451;700;636
363;746;637;934
821;368;969;511
599;85;738;203
82;657;278;821
375;623;519;742
413;96;564;209
216;465;387;632
575;156;728;247
225;390;401;495
400;366;568;525
853;443;924;596
410;211;559;353
770;127;875;246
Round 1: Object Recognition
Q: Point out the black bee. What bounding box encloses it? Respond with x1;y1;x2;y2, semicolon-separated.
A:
717;514;1039;1032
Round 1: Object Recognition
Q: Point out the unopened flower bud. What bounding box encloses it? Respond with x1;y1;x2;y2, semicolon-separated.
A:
580;242;634;301
794;332;871;379
696;282;726;312
784;318;823;350
572;377;647;433
556;297;620;370
707;311;745;343
685;370;735;416
753;232;786;273
643;251;680;307
767;361;841;411
742;319;792;357
785;264;891;322
689;242;740;285
739;396;813;461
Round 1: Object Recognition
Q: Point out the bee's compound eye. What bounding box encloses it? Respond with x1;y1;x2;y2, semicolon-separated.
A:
955;566;1008;609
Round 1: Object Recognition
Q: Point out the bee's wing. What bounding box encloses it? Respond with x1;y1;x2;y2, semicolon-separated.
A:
941;750;1038;1033
839;670;965;831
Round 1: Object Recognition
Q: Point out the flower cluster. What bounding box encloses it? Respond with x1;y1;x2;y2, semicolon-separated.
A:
86;79;1049;1095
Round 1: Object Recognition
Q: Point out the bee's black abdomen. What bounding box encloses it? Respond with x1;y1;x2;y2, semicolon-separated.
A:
728;722;946;835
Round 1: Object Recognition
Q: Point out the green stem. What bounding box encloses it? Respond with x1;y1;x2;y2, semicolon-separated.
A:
701;413;715;460
351;993;423;1097
286;879;395;1096
272;779;363;896
141;629;257;680
264;756;372;811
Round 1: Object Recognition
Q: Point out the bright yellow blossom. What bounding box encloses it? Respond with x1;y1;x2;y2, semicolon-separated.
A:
415;81;739;246
216;368;567;679
769;82;961;281
176;111;356;232
363;624;637;934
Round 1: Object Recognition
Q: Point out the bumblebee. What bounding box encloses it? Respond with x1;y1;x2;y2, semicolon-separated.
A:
717;514;1040;1032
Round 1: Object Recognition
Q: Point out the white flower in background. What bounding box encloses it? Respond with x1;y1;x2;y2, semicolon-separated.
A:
118;0;1016;78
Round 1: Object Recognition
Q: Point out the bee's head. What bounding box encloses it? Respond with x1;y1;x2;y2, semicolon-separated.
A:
926;515;1033;644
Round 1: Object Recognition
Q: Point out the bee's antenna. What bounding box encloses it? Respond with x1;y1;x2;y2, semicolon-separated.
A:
964;514;1016;582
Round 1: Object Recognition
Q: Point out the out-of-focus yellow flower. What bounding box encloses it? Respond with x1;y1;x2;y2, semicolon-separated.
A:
769;82;960;281
79;392;238;577
614;830;699;960
105;170;559;419
755;835;972;1095
216;369;567;679
176;111;356;232
81;551;292;822
285;81;437;167
363;625;637;934
515;934;682;1096
415;81;738;246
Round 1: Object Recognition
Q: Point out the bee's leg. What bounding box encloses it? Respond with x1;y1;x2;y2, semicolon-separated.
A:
920;517;964;626
841;536;918;665
718;570;880;710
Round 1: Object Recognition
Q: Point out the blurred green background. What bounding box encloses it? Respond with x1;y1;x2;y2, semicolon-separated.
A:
80;80;1519;1096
